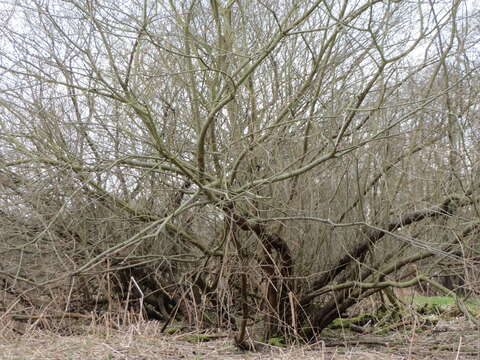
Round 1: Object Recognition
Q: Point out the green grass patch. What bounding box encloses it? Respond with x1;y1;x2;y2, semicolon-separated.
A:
268;337;285;347
465;298;480;306
164;327;181;335
411;296;480;316
412;296;455;305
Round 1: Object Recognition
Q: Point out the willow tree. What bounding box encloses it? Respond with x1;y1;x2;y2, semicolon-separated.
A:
1;0;478;344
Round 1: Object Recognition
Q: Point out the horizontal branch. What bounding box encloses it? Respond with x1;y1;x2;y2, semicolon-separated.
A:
308;276;425;298
304;193;477;297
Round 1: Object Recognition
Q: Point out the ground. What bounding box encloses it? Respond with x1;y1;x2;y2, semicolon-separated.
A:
0;318;479;360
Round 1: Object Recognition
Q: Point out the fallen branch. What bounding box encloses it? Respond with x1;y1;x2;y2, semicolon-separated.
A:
11;312;93;321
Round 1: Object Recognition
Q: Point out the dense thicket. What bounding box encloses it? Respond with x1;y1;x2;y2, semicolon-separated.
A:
1;0;479;344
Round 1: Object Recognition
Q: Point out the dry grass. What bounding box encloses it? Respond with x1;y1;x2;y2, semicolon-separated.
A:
0;317;479;359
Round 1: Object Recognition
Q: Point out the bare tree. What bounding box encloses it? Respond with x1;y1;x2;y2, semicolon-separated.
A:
1;0;479;344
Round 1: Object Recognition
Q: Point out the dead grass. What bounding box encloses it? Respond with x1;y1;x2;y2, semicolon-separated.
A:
0;317;479;359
